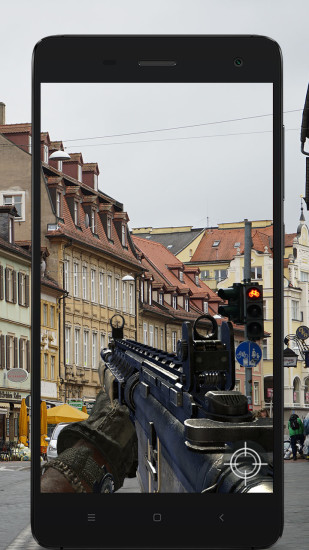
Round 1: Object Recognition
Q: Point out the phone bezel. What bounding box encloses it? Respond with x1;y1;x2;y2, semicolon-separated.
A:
32;35;283;549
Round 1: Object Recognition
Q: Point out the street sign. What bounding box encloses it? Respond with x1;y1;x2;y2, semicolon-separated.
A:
296;325;309;340
7;369;29;383
68;399;83;411
25;394;31;408
236;341;262;367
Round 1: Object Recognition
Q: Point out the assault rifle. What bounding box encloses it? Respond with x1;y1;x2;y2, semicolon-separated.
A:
100;314;273;493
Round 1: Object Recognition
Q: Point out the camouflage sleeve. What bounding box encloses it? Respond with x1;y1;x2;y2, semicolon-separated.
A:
57;390;138;491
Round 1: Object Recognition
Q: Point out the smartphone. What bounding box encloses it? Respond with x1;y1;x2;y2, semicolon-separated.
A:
31;35;283;549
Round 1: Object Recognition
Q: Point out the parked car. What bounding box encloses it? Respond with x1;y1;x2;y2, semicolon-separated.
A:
46;423;69;461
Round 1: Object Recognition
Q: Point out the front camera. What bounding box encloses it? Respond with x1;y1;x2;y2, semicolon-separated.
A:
234;58;243;67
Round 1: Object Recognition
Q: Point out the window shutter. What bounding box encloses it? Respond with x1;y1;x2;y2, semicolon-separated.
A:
6;335;10;369
5;268;9;302
0;335;5;368
26;340;30;373
18;273;22;305
12;270;17;304
14;337;18;367
0;265;3;300
19;338;23;369
25;275;29;307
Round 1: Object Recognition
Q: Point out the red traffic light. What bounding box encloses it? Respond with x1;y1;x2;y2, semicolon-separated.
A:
247;288;261;299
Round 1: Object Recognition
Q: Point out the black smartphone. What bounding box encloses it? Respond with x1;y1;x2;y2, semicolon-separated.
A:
31;35;283;549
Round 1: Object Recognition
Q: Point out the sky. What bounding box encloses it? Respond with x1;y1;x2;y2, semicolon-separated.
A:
1;0;309;233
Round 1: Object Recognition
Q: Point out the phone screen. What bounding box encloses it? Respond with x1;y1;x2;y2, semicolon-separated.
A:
38;82;274;494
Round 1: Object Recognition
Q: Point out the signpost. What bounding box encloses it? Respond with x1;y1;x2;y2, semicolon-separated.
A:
236;341;262;368
68;399;83;411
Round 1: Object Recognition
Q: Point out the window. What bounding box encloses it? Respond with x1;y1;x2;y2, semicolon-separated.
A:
107;275;112;307
19;338;27;370
200;270;209;280
262;339;268;360
263;299;267;320
82;266;88;300
91;209;96;233
7;336;15;368
43;353;48;379
129;284;134;315
91;269;96;302
291;300;300;320
253;382;260;406
74;201;79;225
155;327;158;348
5;268;15;303
99;272;104;305
212;240;220;247
160;328;164;350
43;304;48;326
158;293;163;305
122;225;126;246
143;323;148;345
50;305;55;328
300;271;309;282
58;160;63;172
18;272;26;306
122;282;127;313
115;279;119;309
63;260;69;291
195;274;199;285
28;135;32;153
203;301;208;314
65;326;71;364
1;192;25;220
179;271;184;282
83;330;89;367
149;325;154;347
172;331;177;353
77;164;82;182
140;280;144;303
172;295;177;309
50;356;55;380
74;328;80;366
100;333;105;353
251;266;262;280
148;284;152;305
304;378;309;405
56;191;61;217
107;217;112;239
234;242;241;248
235;380;240;392
214;269;227;282
185;297;189;312
44;144;49;163
293;378;301;404
73;262;79;297
92;332;97;369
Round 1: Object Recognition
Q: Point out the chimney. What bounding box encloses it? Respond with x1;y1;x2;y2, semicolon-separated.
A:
0;102;5;125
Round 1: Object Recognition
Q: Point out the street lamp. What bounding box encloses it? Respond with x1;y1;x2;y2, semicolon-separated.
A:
283;346;298;368
49;150;71;161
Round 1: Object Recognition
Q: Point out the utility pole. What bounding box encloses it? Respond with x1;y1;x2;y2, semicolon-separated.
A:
243;219;253;407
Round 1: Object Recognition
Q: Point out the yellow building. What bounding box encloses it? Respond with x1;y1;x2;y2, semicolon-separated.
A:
131;226;206;263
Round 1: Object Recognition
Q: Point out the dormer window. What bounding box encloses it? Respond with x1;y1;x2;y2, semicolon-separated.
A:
94;174;98;191
172;295;177;309
203;301;208;314
44;144;49;163
212;240;220;247
121;225;126;247
140;280;144;303
159;293;163;305
9;218;13;243
91;209;96;233
58;160;63;172
3;194;23;219
107;216;112;239
74;201;79;225
234;242;240;248
185;297;189;312
195;274;199;285
56;192;61;217
179;270;184;282
77;165;82;182
149;284;152;305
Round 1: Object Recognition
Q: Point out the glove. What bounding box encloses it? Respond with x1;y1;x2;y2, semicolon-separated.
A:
57;390;137;491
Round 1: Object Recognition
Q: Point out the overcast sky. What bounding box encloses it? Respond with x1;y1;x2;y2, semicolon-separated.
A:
1;0;309;233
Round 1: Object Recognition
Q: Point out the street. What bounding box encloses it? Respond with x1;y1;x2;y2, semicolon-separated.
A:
1;461;308;550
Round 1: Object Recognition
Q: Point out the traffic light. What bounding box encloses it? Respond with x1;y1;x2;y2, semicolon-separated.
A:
244;283;264;340
218;283;244;323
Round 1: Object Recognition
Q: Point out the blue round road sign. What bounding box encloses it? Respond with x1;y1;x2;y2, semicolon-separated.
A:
236;341;262;367
296;325;309;341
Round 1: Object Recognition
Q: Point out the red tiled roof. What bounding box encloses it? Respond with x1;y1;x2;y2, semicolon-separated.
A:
0;236;31;259
0;123;31;134
132;236;220;303
191;224;274;263
46;189;141;270
285;233;297;246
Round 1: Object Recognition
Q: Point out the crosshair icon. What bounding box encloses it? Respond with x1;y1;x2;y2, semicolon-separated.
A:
224;442;268;487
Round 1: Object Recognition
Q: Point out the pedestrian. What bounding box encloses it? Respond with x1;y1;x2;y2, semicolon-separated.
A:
288;413;304;461
257;408;269;418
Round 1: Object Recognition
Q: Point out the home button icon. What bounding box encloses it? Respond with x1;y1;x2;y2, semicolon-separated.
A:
153;513;162;522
